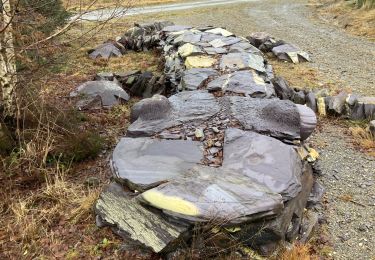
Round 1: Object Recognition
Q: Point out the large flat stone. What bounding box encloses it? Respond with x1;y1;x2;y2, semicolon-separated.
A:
128;91;221;136
88;42;123;59
219;52;266;72
185;55;217;69
112;138;203;191
180;68;219;91
207;70;275;98
95;182;187;253
140;166;284;224
70;80;129;109
228;96;301;140
223;128;302;201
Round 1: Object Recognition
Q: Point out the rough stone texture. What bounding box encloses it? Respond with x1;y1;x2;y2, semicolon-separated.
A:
130;95;171;123
178;43;204;57
140;166;284;224
223;128;302;201
306;92;317;112
219;52;266;72
95;182;187;253
70;80;129;109
207;70;275;98
307;180;325;208
228;96;301;140
271;77;295;100
206;28;234;37
272;44;310;63
128;91;221;136
180;68;219;91
112;138;203;191
88;42;124;59
295;104;317;141
328;91;348;115
233;164;314;254
209;36;241;48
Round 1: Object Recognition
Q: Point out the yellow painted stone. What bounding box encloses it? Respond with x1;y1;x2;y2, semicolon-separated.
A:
296;146;309;160
185;56;216;69
224;226;241;233
317;97;326;116
142;190;200;216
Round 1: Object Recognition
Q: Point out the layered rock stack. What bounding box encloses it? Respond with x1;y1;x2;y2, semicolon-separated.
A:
85;22;323;257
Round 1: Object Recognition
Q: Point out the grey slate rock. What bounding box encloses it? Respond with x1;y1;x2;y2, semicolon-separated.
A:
88;42;124;60
223;128;302;201
70;80;129;110
130;95;171;123
95;72;114;81
204;47;228;55
272;44;310;63
95;182;187;253
271;77;295;100
350;96;375;120
209;36;241;48
219;52;266;72
234;165;314;254
296;104;317;141
180;68;219;91
128;91;221;137
328;91;348;115
112;138;203;191
140;165;284;224
228;96;301;140
292;91;306;104
207;71;275;98
307;181;325;208
306;92;317;112
369;120;375;137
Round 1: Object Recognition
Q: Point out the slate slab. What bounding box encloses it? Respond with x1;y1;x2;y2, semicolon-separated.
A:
70;80;129;109
140;166;284;224
272;44;310;63
88;42;124;59
112;138;203;191
219;52;266;72
228;96;301;140
95;182;187;253
295;104;317;141
223;128;302;201
128;91;221;137
207;70;274;98
180;68;219;91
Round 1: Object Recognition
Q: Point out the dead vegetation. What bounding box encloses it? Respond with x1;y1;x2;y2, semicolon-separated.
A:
310;0;375;40
347;123;375;157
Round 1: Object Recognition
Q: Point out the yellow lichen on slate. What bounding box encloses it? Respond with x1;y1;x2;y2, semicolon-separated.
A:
317;97;327;116
185;56;216;69
142;190;200;216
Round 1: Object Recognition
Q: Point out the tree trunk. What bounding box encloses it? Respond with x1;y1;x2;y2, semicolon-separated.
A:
0;0;17;118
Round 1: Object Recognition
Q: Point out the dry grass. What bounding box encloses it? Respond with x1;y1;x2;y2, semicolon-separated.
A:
310;0;375;40
279;244;317;260
269;58;338;91
348;125;375;156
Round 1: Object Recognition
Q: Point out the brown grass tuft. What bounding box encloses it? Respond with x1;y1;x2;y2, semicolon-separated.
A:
279;243;317;260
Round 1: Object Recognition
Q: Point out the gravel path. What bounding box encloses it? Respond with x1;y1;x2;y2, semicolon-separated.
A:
111;1;375;258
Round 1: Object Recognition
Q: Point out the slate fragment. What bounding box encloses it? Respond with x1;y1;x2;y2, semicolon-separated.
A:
70;80;129;110
223;128;302;201
180;68;219;91
228;96;301;140
111;138;203;191
271;77;295;100
88;42;124;60
272;44;310;63
140;166;284;224
295;104;317;141
219;52;266;72
207;70;275;98
95;182;187;253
